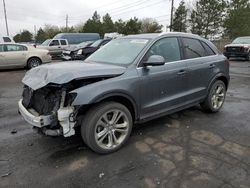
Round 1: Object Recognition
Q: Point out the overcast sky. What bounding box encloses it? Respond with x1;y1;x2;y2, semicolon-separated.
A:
0;0;186;36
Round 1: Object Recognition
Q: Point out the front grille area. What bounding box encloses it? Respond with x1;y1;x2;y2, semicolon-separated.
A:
22;86;61;115
226;46;244;53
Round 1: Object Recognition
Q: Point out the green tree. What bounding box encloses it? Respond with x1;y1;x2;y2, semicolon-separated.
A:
140;18;162;33
124;17;141;35
35;28;47;43
224;0;250;38
114;19;126;34
14;30;33;42
189;0;227;39
102;13;115;33
172;0;188;32
83;11;103;36
13;34;21;42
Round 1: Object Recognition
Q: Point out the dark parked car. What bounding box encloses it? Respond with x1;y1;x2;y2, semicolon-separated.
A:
62;38;112;61
224;36;250;60
61;41;93;60
18;33;230;154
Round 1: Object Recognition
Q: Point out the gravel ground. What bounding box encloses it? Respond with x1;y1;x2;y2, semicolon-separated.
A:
0;60;250;188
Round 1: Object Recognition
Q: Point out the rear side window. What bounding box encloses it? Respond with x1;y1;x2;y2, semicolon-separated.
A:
60;40;67;45
147;37;181;62
182;38;206;59
201;41;216;56
6;44;27;51
3;37;11;42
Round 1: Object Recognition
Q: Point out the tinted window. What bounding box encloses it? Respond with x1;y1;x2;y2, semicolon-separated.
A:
0;45;4;52
147;37;181;62
3;37;11;42
6;44;27;52
60;40;67;45
182;38;206;59
50;40;59;46
201;41;215;56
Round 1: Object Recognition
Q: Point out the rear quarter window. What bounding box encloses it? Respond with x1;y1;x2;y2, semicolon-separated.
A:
201;41;216;56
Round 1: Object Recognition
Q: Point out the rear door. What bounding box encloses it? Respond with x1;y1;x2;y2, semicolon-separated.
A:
60;39;68;50
4;44;28;67
180;37;217;102
137;37;188;119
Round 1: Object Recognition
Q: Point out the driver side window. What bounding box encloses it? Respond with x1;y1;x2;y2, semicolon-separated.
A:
146;37;181;63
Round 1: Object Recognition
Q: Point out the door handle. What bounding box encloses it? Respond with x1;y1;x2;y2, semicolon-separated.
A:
209;64;215;69
177;70;186;75
58;46;61;48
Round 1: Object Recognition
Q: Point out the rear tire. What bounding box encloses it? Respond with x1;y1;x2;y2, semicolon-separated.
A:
81;102;133;154
200;80;226;113
27;57;41;69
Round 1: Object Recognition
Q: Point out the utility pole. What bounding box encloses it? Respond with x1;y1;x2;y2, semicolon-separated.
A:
2;0;9;35
66;14;68;32
170;0;174;32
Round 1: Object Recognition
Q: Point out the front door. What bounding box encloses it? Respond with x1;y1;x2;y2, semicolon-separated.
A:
137;37;188;119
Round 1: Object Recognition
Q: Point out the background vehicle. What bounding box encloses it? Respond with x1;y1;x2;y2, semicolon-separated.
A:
53;33;100;44
19;33;229;154
61;41;93;60
224;36;250;60
0;43;51;69
37;39;69;57
62;38;111;60
0;35;15;43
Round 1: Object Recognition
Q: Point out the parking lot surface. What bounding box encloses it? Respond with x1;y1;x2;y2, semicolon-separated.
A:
0;61;250;188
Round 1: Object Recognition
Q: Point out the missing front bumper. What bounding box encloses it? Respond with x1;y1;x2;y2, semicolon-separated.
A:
18;99;76;137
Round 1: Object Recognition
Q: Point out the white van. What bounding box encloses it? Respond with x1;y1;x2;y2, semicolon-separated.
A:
0;36;15;43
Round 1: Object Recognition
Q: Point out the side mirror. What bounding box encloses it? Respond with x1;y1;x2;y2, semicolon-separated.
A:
144;55;165;66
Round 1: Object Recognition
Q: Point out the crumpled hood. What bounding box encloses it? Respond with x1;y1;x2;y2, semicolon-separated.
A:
22;61;126;90
225;43;250;48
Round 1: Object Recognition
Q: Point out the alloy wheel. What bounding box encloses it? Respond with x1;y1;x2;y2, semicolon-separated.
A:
94;109;129;150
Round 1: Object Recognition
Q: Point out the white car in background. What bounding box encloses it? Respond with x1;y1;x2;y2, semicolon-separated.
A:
0;43;51;69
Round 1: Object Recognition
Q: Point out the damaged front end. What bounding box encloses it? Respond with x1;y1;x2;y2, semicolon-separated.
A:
18;62;126;137
19;83;78;137
18;76;116;137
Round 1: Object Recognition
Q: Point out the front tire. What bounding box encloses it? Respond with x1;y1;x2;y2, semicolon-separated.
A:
201;80;226;113
81;102;133;154
27;57;41;69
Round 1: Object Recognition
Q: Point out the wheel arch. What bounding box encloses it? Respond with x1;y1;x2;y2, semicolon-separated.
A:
77;92;138;122
208;73;229;91
26;56;42;66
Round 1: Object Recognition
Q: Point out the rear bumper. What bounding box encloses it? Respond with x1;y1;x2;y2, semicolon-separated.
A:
18;99;55;128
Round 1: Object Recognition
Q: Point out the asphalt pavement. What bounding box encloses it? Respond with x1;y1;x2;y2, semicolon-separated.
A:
0;60;250;188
